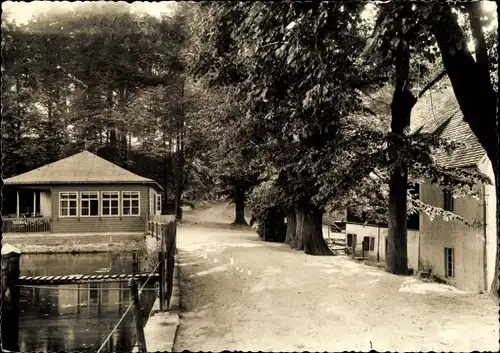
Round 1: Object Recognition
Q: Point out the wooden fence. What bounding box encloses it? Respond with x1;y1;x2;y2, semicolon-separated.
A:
146;214;177;311
2;217;51;233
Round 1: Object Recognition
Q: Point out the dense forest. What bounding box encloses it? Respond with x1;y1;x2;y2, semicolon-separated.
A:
1;2;498;294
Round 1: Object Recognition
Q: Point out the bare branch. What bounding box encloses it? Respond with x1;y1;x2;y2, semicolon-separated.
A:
417;70;446;99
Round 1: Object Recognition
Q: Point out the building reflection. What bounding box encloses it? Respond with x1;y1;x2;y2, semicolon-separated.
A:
19;280;156;353
20;252;146;277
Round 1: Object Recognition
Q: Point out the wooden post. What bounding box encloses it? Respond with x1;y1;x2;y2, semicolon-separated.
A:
166;223;175;310
1;245;21;352
351;234;357;259
97;282;102;316
158;250;165;312
377;226;381;263
33;191;37;216
16;190;20;218
173;220;178;255
129;278;147;353
118;281;123;316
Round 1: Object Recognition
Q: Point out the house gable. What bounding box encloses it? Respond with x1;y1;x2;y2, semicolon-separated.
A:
4;150;161;190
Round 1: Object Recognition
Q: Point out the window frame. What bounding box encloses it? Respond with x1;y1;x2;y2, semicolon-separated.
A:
121;191;140;217
101;191;120;217
150;191;155;214
443;190;454;212
155;194;162;214
80;191;100;217
444;247;455;278
59;192;79;218
369;237;375;251
347;234;354;247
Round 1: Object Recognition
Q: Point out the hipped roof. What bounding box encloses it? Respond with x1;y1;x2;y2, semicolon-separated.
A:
4;150;162;190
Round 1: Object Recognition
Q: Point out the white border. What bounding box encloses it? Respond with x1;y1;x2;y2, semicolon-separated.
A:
156;194;162;215
101;191;120;217
59;191;79;218
80;191;100;217
121;191;140;217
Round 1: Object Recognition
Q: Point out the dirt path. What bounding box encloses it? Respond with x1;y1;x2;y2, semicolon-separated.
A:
173;223;499;352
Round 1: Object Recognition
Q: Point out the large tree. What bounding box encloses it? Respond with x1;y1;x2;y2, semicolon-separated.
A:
192;2;398;255
370;0;499;293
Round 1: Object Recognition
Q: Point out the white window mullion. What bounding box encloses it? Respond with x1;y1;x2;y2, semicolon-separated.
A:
59;192;78;218
102;191;120;217
122;191;140;216
80;191;99;217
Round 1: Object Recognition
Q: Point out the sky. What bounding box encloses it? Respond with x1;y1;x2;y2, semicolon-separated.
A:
4;1;497;28
2;1;177;24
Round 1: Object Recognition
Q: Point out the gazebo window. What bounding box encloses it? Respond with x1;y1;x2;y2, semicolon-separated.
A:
60;192;78;217
156;194;162;214
122;191;140;216
102;192;120;216
81;192;99;217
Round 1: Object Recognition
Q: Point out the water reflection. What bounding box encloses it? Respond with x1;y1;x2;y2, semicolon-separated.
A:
18;252;157;353
20;252;148;277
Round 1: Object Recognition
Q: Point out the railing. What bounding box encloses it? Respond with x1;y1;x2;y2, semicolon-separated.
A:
2;217;51;233
146;214;177;312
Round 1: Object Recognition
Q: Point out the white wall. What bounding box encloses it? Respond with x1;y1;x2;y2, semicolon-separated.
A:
345;223;420;270
478;155;497;292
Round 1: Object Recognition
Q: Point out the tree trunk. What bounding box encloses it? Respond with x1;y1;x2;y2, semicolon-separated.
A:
233;187;248;226
429;3;497;171
174;78;186;220
285;209;296;245
387;167;410;274
162;121;169;213
428;2;498;295
386;41;415;275
295;203;332;255
164;118;173;213
174;144;183;220
291;206;305;251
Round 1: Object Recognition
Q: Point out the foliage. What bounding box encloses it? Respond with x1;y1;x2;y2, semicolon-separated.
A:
1;4;193;200
193;2;394;216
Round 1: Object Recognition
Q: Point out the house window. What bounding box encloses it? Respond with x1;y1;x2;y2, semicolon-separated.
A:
443;190;454;212
361;237;375;251
156;194;162;214
122;191;140;216
444;247;455;278
59;192;78;217
102;192;119;216
369;237;375;251
347;234;354;247
81;192;99;217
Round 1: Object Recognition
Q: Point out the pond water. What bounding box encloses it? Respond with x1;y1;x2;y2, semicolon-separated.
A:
18;252;157;353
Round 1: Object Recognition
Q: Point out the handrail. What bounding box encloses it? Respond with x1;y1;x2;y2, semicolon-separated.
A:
2;217;51;233
95;261;161;353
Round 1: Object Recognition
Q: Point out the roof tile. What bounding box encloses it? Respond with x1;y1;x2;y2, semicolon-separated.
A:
410;76;485;169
